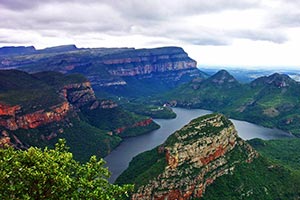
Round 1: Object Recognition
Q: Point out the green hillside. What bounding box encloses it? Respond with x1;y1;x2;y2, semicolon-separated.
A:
0;70;159;161
163;70;300;136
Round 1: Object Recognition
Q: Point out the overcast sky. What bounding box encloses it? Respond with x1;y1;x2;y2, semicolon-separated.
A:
0;0;300;69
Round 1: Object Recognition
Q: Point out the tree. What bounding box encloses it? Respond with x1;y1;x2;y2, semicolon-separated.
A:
0;139;133;199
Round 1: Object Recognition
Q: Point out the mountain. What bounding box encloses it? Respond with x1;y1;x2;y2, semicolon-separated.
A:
0;46;206;97
0;70;159;161
0;46;36;55
163;70;300;136
231;73;300;135
116;114;300;199
116;114;257;199
39;44;78;54
205;69;239;87
163;69;242;109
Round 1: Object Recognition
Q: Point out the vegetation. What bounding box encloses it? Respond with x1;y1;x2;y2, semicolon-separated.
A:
162;70;300;136
0;70;87;113
249;138;300;171
0;139;133;200
202;156;300;200
119;102;176;119
0;70;160;161
115;147;166;188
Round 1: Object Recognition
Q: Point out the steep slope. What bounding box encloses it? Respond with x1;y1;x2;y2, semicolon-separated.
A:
163;69;243;109
231;73;300;134
0;45;205;97
117;114;300;199
164;70;300;136
116;114;258;199
0;70;159;161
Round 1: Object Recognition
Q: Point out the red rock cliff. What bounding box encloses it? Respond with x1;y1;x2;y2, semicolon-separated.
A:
131;114;258;200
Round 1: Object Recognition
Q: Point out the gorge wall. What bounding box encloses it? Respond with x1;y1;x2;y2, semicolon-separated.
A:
0;46;204;97
116;114;258;199
0;71;159;158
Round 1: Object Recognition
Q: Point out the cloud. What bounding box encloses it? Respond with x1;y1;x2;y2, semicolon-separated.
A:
230;29;288;44
0;0;295;49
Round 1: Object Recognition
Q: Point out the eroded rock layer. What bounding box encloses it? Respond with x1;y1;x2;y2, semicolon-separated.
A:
118;114;258;200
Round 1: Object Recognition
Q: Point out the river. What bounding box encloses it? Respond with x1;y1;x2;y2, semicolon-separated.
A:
104;107;293;182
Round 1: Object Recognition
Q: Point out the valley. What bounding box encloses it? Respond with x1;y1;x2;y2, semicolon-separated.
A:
1;45;300;199
105;107;292;183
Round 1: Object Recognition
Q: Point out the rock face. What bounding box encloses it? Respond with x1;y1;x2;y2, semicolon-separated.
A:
0;46;204;97
62;82;97;109
93;47;199;94
105;47;197;77
119;114;258;200
0;102;70;131
0;81;97;132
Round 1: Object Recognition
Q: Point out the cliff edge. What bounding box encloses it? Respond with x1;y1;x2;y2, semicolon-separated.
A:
116;114;258;199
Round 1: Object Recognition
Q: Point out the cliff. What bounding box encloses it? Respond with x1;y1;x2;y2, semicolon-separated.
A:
0;80;96;131
104;47;197;76
116;114;258;199
0;70;160;161
0;46;205;97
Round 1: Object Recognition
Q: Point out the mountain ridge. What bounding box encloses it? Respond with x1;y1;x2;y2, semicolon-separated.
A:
162;70;300;136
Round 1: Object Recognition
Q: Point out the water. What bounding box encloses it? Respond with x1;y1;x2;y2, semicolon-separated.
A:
104;107;293;182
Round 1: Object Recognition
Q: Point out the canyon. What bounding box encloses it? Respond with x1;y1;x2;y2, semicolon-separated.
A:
0;70;159;160
116;114;259;199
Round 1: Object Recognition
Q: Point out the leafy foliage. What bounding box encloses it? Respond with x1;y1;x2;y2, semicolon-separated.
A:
115;147;166;188
249;138;300;171
0;139;133;199
202;156;300;200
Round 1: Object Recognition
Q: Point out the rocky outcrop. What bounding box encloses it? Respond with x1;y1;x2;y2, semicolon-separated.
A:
130;114;258;200
107;61;196;77
99;100;118;109
62;82;97;109
0;81;98;131
0;103;21;116
0;130;12;147
0;102;70;130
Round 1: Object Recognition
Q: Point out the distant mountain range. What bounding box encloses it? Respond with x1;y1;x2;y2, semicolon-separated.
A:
162;69;300;136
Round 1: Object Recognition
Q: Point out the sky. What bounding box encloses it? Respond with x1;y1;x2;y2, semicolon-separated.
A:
0;0;300;69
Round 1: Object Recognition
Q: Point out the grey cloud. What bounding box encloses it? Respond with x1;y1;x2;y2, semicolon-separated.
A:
271;12;300;28
104;0;261;22
0;0;291;48
184;38;230;46
231;30;288;44
264;0;300;28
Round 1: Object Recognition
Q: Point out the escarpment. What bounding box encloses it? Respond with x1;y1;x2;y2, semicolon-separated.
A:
116;114;258;199
105;47;197;77
0;46;205;97
0;80;96;132
0;70;160;160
